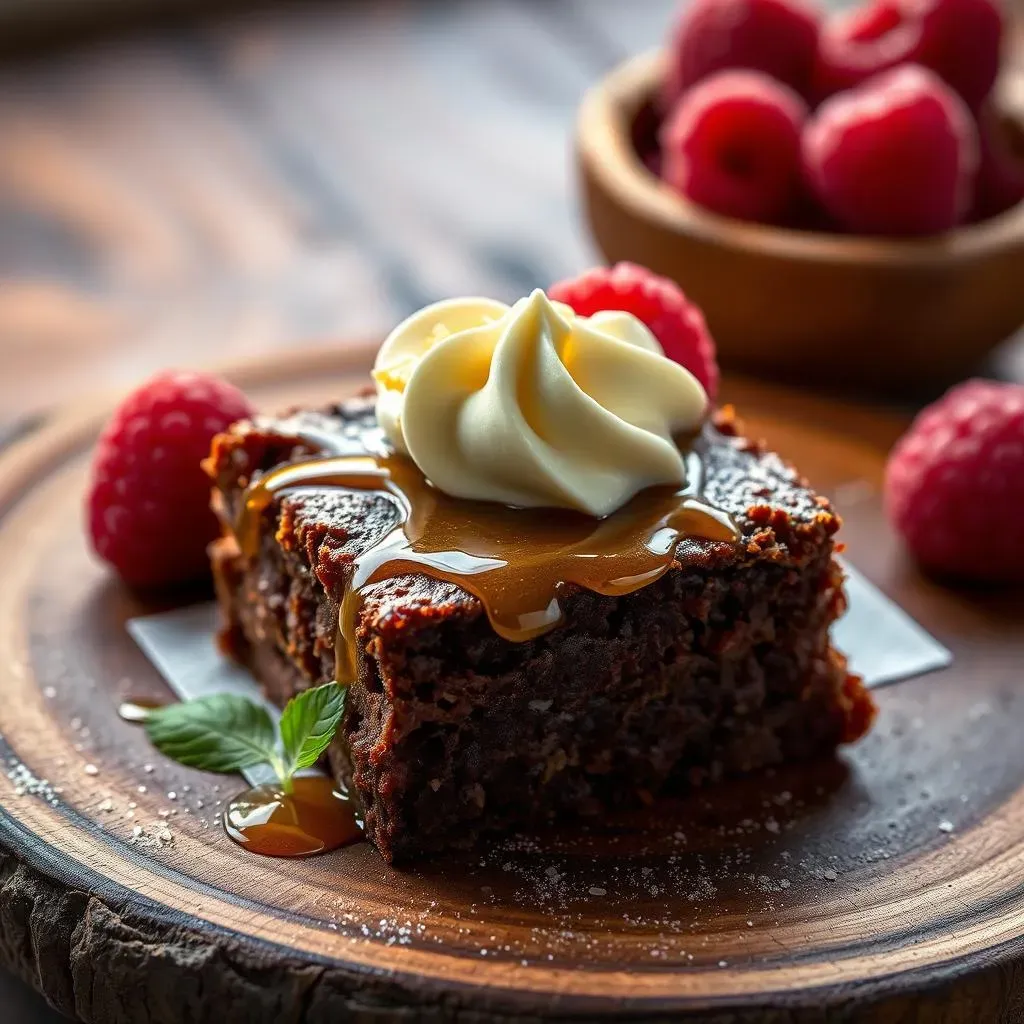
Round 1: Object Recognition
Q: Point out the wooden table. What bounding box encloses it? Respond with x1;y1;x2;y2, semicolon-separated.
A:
0;1;1022;1020
0;0;691;431
0;0;1021;437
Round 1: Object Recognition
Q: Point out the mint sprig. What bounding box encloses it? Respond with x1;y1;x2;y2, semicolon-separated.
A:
144;683;346;792
280;682;347;779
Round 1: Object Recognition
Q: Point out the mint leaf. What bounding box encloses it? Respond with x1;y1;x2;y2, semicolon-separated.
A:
141;685;345;791
145;694;277;774
279;683;346;778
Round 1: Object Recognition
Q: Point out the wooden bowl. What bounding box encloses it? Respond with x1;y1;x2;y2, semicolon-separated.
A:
576;50;1024;396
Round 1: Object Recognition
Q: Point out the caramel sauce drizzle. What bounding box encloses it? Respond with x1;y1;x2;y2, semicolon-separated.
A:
224;775;362;857
235;425;739;688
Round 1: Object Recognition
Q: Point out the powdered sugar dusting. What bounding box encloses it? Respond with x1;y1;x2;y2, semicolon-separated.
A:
6;758;61;807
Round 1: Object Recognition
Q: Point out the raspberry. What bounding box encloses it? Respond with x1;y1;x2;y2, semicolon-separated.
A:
660;70;808;226
813;0;1003;107
884;379;1024;581
548;263;719;401
87;370;253;588
902;0;1003;109
661;0;821;109
802;65;979;235
970;106;1024;221
814;0;924;99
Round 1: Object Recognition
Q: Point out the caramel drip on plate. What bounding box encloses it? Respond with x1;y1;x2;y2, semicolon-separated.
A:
224;776;362;857
236;429;739;687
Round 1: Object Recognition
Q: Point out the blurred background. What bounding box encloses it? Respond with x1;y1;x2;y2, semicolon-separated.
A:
0;0;686;440
0;0;1020;1019
0;0;1021;439
0;0;1019;439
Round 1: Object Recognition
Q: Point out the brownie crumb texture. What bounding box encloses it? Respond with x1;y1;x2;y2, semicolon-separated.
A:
207;397;873;863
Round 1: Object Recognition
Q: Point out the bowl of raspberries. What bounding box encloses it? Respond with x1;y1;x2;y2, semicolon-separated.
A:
576;0;1024;395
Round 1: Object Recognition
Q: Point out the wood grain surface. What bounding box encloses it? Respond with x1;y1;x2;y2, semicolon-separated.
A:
0;343;1023;1023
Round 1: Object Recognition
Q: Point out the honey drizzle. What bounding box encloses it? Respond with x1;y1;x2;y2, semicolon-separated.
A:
236;427;739;687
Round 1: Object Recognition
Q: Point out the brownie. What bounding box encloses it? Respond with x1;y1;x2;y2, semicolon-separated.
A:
206;395;875;864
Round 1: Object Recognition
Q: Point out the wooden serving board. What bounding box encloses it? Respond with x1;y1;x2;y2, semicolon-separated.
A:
1;345;1023;1024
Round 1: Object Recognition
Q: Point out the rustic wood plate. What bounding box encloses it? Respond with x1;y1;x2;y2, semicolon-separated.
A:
1;344;1023;1024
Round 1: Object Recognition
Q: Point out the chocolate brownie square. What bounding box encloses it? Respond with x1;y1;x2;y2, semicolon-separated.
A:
205;395;873;864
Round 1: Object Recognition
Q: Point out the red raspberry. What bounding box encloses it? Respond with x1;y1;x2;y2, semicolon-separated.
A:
87;371;253;588
902;0;1003;109
548;263;719;401
661;0;821;110
813;0;919;99
802;65;979;235
884;379;1024;582
970;106;1024;221
660;70;808;226
814;0;1003;107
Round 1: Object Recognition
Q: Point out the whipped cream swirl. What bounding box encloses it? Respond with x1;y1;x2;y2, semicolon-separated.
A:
372;289;708;517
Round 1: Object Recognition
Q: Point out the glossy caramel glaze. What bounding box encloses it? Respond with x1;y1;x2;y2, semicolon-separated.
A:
234;424;738;685
224;775;363;857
